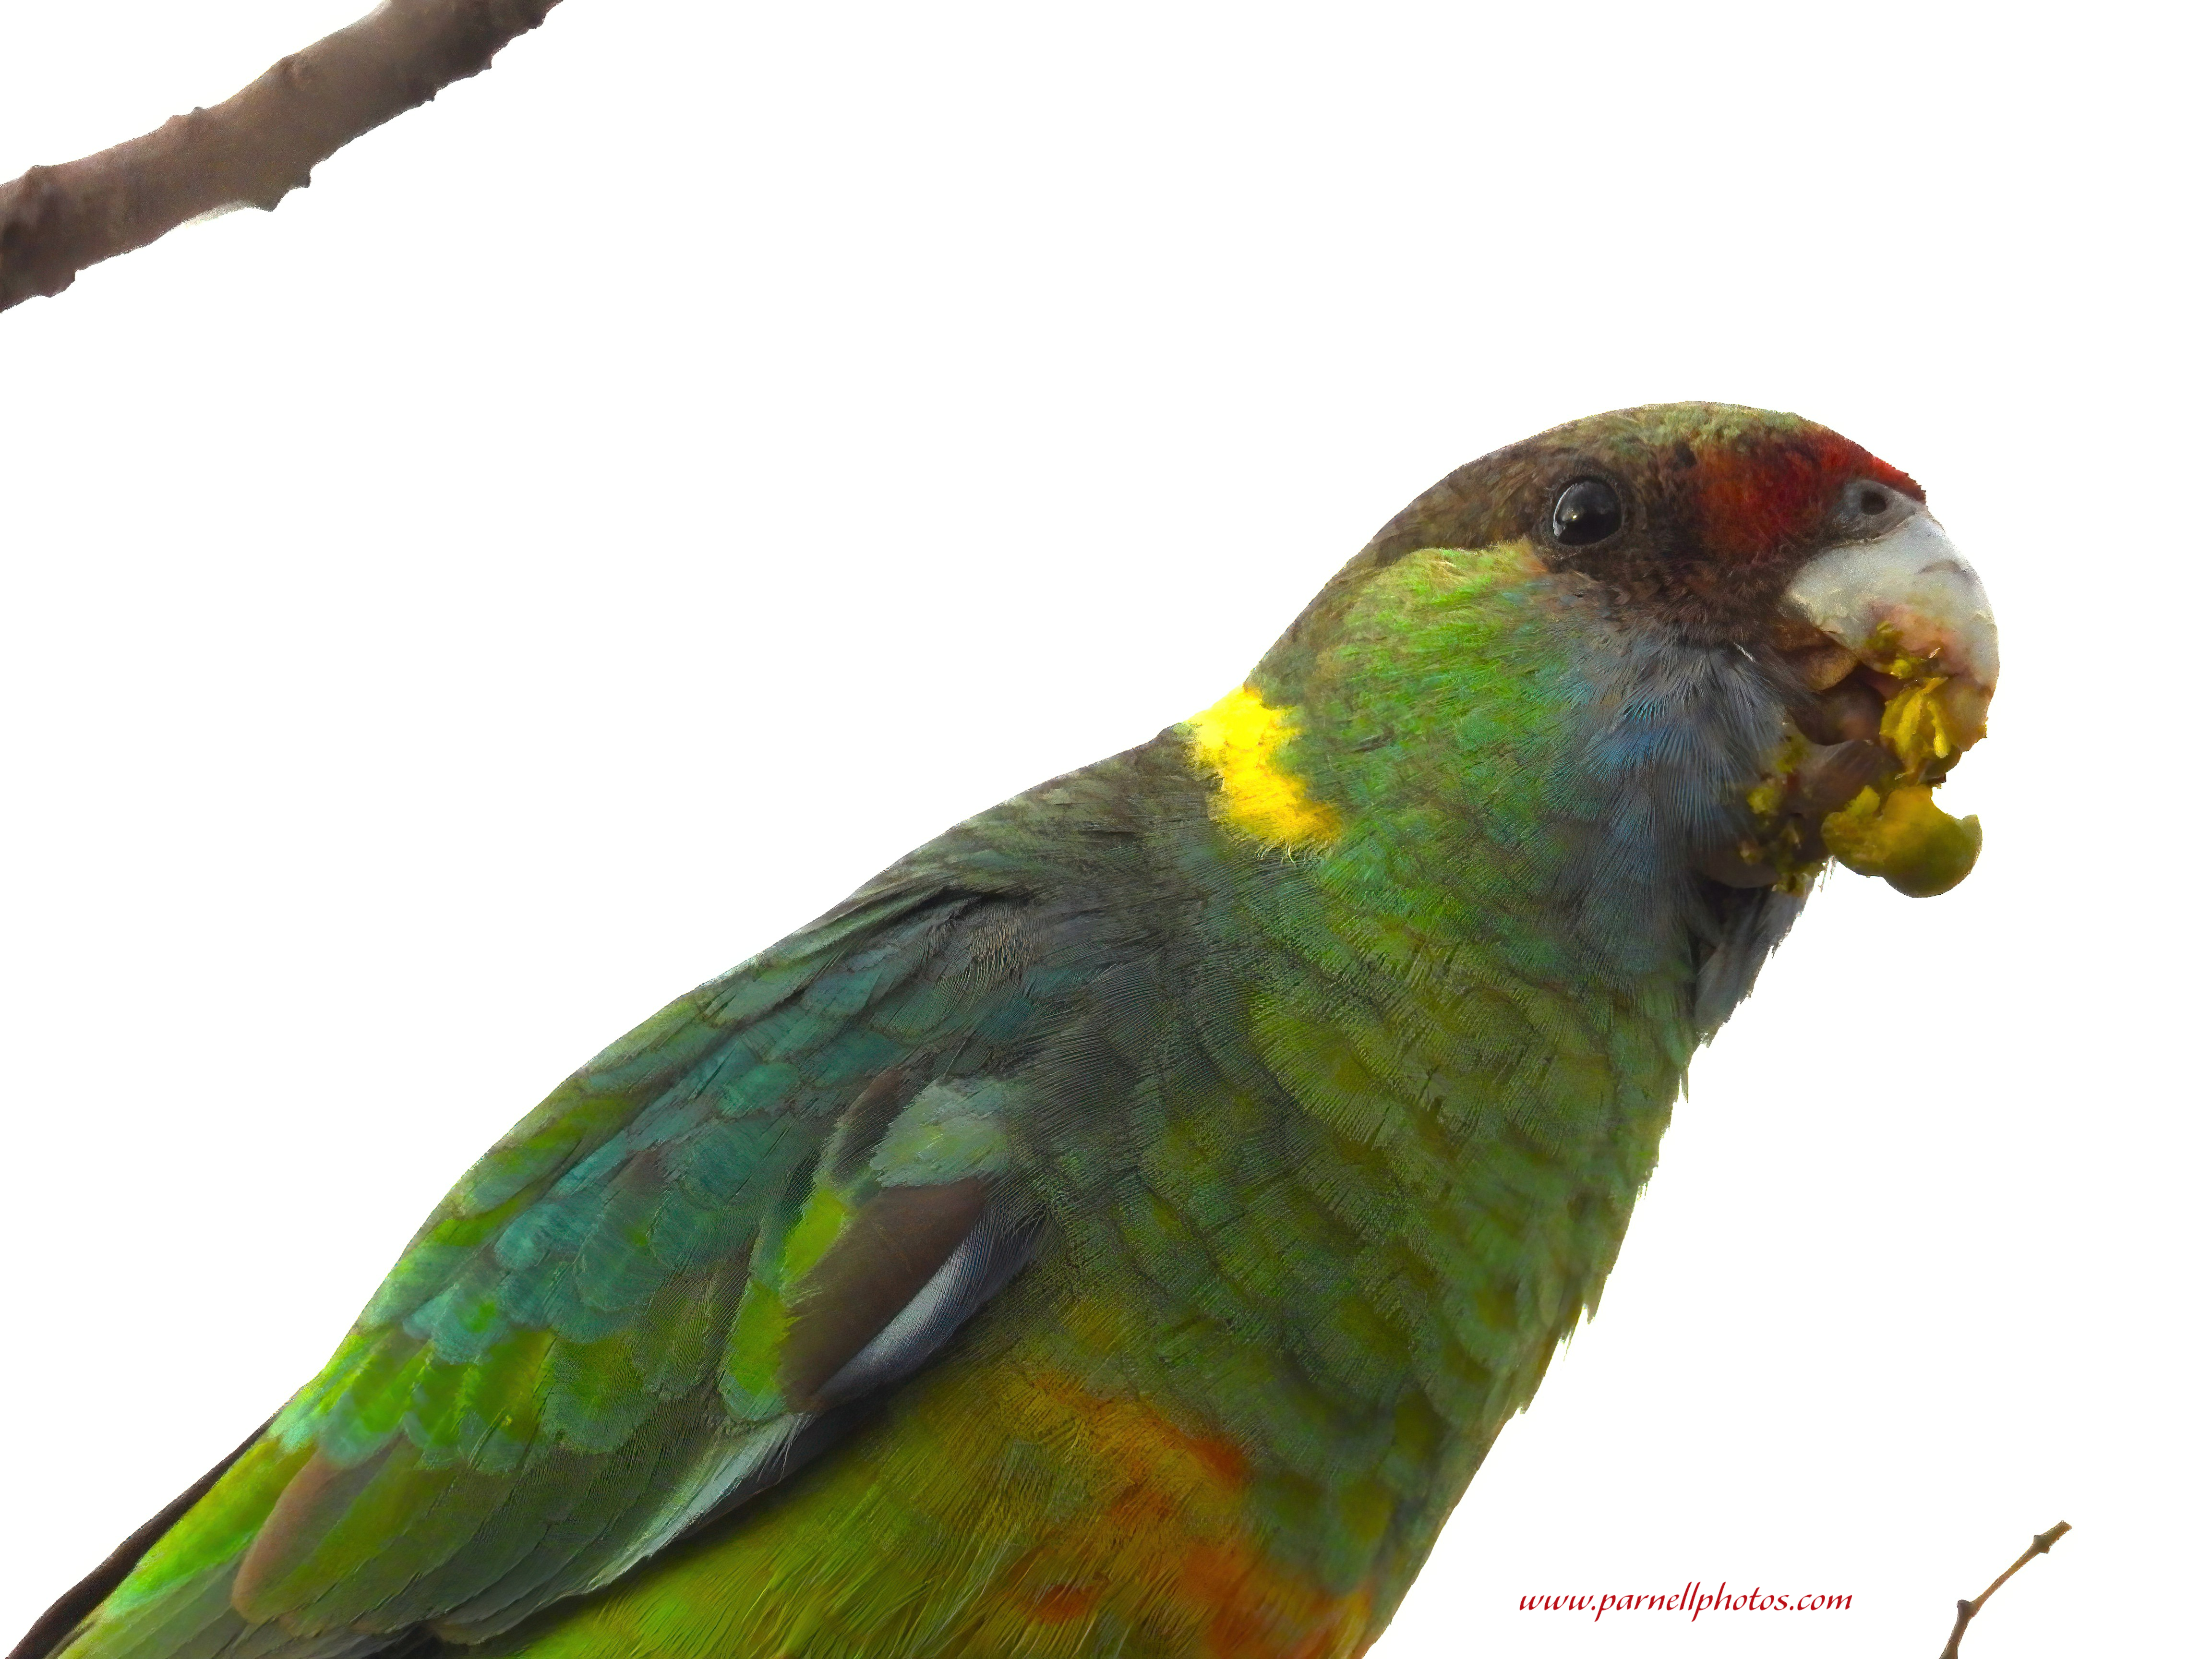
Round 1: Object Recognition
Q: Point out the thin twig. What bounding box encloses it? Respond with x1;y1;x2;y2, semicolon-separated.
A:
0;0;563;313
1938;1521;2071;1659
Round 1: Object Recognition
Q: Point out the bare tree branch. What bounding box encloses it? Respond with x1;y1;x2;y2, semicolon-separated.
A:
0;0;563;313
1938;1520;2071;1659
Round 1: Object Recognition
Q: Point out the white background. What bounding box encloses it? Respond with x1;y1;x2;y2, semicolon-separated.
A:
0;3;2202;1654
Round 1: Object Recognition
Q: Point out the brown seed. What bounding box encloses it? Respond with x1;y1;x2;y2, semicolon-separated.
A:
1804;676;1884;744
1770;615;1834;653
1789;739;1891;817
1792;642;1860;693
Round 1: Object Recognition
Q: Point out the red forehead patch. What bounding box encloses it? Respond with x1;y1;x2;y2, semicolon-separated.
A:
1692;429;1922;560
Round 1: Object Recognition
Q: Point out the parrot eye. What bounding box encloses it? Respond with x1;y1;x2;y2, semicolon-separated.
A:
1551;478;1623;546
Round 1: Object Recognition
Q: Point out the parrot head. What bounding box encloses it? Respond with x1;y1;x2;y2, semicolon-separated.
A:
1260;402;1997;905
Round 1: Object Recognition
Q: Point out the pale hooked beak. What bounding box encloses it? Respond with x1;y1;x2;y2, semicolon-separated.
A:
1738;503;2000;898
1782;509;1999;751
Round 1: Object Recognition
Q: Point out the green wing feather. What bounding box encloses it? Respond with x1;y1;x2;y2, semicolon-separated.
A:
70;870;1064;1659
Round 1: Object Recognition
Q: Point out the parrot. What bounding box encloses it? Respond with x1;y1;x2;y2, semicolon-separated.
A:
11;403;1997;1659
